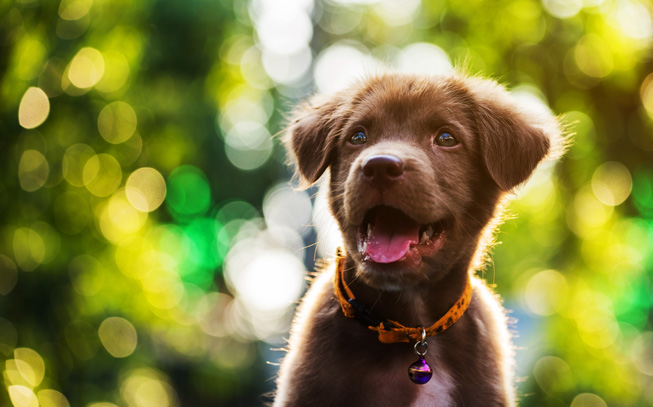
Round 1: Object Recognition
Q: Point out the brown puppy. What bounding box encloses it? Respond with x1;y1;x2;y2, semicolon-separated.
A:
274;73;562;407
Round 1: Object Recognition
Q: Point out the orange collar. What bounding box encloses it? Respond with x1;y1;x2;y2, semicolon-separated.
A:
333;248;473;344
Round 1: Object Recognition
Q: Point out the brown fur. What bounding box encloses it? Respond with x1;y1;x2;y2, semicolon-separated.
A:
274;73;562;407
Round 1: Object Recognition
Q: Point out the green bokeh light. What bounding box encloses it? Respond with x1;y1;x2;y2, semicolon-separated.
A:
180;217;224;289
165;165;212;220
632;168;653;217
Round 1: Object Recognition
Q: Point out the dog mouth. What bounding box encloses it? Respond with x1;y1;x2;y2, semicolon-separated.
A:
356;206;447;264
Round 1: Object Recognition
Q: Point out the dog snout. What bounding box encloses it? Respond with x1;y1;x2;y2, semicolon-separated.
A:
362;154;405;185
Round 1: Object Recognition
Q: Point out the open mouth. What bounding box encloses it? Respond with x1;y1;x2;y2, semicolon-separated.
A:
357;206;447;264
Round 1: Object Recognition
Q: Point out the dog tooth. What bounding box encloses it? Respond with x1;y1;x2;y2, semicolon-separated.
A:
420;231;429;244
426;225;434;237
367;223;372;238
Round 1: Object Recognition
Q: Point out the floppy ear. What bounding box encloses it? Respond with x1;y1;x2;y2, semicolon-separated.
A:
284;94;344;188
467;78;560;191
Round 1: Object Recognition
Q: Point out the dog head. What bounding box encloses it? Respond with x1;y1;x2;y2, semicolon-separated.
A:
285;73;561;290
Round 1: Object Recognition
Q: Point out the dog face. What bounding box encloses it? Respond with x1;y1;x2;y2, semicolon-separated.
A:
286;73;558;290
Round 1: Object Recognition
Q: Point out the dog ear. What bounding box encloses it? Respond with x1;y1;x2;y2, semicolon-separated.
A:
284;94;344;188
467;78;561;191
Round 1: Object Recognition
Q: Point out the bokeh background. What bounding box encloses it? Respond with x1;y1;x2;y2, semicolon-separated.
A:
1;0;652;406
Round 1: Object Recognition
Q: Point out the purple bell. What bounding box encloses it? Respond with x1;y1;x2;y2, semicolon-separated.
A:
408;356;433;384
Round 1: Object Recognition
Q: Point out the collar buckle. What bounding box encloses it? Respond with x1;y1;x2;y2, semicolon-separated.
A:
347;298;389;328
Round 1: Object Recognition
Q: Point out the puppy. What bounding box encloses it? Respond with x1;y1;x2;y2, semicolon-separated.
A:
274;73;562;407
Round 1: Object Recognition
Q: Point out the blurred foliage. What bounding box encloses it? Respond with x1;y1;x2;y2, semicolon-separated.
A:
0;0;652;406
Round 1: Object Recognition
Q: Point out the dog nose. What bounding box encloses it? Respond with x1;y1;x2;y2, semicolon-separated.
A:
362;154;405;182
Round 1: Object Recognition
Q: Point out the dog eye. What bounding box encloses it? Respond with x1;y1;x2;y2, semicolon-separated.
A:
350;130;367;145
435;131;457;147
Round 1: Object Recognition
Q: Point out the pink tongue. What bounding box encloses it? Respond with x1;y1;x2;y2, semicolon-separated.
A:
366;209;420;264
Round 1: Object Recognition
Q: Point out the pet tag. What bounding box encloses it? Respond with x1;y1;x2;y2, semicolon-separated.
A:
408;328;432;384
